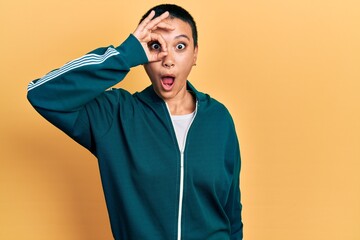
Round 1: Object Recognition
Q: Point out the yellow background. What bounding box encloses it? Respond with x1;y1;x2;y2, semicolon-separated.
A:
1;0;359;239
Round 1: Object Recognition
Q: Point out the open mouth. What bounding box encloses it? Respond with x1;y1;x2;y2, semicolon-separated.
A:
161;75;175;91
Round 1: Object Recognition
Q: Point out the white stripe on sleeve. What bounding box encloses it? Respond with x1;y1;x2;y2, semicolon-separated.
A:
28;47;119;91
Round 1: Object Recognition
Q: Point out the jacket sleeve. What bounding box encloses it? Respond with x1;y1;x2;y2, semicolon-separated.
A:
224;124;243;239
27;34;148;151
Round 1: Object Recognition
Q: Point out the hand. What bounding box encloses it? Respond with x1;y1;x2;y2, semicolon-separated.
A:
133;10;174;62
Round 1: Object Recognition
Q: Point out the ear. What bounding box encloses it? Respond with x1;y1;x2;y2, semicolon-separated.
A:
193;45;199;65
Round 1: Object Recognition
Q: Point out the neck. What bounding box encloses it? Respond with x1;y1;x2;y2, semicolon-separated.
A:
166;91;195;115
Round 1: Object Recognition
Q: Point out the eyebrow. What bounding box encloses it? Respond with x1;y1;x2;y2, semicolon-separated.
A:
175;34;191;41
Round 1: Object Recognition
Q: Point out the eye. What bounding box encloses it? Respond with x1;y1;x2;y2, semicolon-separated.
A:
176;43;186;50
149;42;161;51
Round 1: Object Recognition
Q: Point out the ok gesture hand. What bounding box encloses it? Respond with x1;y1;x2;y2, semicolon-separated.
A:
133;11;174;62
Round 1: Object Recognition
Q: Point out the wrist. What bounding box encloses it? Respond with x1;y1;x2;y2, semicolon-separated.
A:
116;34;148;67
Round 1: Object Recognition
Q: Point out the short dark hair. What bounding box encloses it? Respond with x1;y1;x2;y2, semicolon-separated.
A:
140;4;198;47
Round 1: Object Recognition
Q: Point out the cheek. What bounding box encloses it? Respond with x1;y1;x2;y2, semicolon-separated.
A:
180;56;195;72
144;64;157;78
182;51;197;66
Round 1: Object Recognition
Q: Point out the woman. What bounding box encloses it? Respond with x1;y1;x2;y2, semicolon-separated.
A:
27;4;243;240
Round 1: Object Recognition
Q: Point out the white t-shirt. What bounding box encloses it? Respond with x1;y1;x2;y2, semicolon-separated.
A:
171;112;195;151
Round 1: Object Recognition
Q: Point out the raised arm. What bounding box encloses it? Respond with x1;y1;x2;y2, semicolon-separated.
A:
27;11;173;151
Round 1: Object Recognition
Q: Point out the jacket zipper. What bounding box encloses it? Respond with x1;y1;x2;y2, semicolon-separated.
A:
165;101;198;240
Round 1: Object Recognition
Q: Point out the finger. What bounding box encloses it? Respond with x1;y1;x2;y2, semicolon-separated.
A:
153;21;175;31
145;11;170;31
157;51;168;60
138;10;156;31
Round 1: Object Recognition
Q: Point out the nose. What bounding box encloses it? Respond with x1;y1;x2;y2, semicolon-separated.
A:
162;51;175;68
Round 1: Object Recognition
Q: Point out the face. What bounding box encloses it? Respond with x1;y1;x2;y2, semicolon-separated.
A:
144;17;198;101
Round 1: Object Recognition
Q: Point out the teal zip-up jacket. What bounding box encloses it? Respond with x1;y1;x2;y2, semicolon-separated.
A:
27;34;243;240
